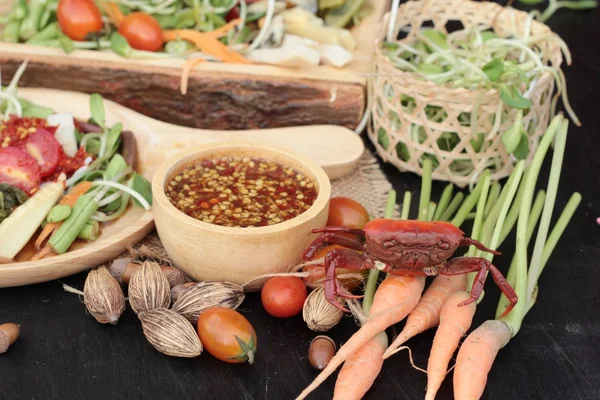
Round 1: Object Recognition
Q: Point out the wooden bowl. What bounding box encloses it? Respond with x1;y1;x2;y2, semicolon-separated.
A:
152;142;331;288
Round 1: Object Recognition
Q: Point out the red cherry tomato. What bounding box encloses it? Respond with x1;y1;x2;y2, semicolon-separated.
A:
57;0;103;41
0;147;41;194
19;128;63;178
261;277;307;318
118;13;164;52
327;197;370;229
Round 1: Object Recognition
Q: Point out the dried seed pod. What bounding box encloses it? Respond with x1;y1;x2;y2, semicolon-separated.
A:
138;308;202;358
84;266;126;324
110;258;189;288
171;281;196;303
0;323;20;354
308;335;336;370
128;261;171;314
303;287;344;332
172;281;245;324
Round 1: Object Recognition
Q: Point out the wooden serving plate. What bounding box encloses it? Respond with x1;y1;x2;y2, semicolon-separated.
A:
0;88;364;288
0;1;388;130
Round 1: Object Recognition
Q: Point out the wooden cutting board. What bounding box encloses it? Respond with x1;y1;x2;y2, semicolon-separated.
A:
0;1;388;130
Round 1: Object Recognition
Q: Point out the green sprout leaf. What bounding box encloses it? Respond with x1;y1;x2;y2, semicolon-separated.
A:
513;133;530;160
89;94;106;129
499;84;532;109
483;58;504;82
110;32;132;58
131;173;153;208
502;110;524;154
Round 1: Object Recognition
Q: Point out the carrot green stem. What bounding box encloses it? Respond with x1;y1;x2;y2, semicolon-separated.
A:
484;182;502;218
451;170;490;228
433;183;453;220
467;175;490;258
525;192;581;314
496;190;546;315
400;191;411;220
427;202;437;221
526;119;569;308
363;190;397;314
467;174;491;290
418;159;432;221
439;192;464;222
498;168;530;246
500;115;563;336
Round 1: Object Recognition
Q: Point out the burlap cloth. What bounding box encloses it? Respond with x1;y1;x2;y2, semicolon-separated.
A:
124;150;400;260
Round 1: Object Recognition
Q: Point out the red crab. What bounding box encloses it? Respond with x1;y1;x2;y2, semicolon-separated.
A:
302;219;518;318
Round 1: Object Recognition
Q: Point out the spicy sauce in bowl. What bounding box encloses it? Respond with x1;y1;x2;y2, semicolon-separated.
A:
151;142;331;287
165;156;318;228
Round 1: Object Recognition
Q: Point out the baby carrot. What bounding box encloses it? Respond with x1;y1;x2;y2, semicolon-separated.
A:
162;30;251;64
296;275;425;400
453;320;511;400
425;290;477;400
332;332;388;400
383;274;467;359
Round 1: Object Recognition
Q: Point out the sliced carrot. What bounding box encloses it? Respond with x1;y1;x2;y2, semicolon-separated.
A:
383;274;467;358
180;57;205;95
453;319;511;400
296;275;425;399
163;30;251;64
100;1;124;26
33;181;92;250
425;290;477;400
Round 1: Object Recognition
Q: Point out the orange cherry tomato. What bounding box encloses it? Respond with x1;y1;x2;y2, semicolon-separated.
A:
303;244;365;291
197;307;257;364
118;12;164;52
261;276;307;318
57;0;103;41
327;197;370;229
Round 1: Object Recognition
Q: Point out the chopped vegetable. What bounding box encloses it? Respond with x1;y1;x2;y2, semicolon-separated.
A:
0;183;28;223
0;176;65;261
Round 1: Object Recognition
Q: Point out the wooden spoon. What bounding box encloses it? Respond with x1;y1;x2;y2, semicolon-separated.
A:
18;88;365;179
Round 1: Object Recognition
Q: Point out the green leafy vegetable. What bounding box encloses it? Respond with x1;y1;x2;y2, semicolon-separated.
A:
89;93;106;129
131;174;153;208
499;84;532;109
0;183;29;223
483;58;504;82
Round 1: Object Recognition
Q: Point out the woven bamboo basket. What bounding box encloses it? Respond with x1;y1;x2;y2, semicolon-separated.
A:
367;0;562;187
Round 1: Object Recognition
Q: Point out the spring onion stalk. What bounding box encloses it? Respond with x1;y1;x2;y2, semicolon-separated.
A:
525;119;568;308
362;189;396;314
400;191;411;220
418;158;432;221
450;170;490;228
500;115;563;336
439;192;464;222
433;184;453;220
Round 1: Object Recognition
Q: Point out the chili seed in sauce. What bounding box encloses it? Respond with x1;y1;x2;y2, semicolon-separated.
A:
166;156;318;227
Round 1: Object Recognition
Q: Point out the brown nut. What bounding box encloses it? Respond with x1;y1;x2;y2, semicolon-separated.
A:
308;335;336;371
0;323;20;354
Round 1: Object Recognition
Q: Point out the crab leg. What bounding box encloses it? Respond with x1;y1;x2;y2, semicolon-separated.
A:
322;248;374;312
302;229;366;261
459;237;501;255
440;257;517;318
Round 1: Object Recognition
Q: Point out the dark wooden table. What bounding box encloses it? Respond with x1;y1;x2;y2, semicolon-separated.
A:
1;6;599;400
